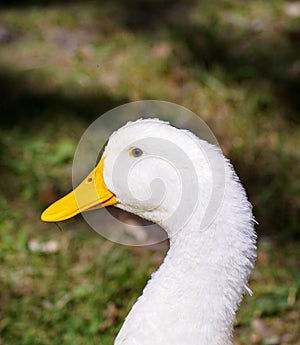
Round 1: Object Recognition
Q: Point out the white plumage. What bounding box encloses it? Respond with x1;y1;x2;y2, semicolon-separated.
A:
103;119;257;345
42;118;257;345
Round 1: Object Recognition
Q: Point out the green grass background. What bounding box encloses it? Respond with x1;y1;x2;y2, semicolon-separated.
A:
0;1;299;344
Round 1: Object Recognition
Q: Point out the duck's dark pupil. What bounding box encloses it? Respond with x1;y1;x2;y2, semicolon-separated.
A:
133;148;142;157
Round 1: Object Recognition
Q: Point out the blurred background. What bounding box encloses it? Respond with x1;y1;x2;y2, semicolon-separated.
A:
0;0;299;344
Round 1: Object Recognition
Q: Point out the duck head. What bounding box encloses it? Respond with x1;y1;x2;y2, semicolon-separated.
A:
41;119;216;233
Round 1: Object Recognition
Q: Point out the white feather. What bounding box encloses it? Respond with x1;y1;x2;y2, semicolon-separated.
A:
101;119;256;345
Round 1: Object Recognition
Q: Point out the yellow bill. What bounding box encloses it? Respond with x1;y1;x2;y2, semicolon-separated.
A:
41;157;117;222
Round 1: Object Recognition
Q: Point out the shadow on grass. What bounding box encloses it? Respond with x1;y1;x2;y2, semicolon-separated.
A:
2;1;299;122
0;0;75;6
86;0;300;125
0;70;128;128
171;19;300;125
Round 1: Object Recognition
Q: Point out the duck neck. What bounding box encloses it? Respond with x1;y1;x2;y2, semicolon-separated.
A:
159;175;256;344
163;221;247;344
115;170;256;345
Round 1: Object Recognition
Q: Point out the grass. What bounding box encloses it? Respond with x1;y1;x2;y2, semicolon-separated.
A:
1;219;300;344
0;1;299;344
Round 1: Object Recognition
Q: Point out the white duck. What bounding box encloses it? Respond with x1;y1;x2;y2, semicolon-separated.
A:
41;118;256;345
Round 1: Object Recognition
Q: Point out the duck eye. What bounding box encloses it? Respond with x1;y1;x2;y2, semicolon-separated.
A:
130;147;143;157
